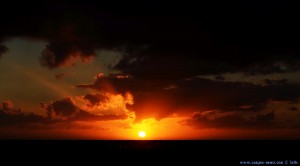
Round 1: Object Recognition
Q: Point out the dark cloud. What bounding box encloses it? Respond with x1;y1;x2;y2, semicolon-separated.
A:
288;107;298;111
2;100;14;110
41;97;129;121
109;1;300;79
77;73;172;94
215;75;225;81
0;97;130;128
83;93;108;107
40;40;96;69
77;73;176;120
73;110;127;121
43;97;77;118
0;38;8;58
264;79;288;86
0;101;48;127
0;112;48;127
77;74;300;121
255;111;275;122
189;113;250;129
186;110;277;129
174;78;300;111
0;1;300;76
0;43;8;58
55;73;67;79
0;107;115;130
1;100;21;115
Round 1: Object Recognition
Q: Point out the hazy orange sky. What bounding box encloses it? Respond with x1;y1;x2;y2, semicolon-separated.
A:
1;1;300;139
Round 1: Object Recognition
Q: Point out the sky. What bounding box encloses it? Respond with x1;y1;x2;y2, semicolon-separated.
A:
1;0;300;139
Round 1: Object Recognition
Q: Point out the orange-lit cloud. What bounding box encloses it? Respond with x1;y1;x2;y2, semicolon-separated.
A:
1;97;300;139
1;73;300;140
77;92;136;120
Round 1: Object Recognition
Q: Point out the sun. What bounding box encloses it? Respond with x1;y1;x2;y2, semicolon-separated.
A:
138;131;146;138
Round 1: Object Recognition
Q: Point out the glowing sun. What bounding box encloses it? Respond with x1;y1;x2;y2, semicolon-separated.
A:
138;131;146;138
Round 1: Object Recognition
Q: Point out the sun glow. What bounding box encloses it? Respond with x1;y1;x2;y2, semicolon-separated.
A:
138;131;146;138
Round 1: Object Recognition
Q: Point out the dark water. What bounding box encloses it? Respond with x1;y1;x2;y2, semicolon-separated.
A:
1;140;299;165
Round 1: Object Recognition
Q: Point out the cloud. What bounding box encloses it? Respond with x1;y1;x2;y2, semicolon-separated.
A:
2;100;14;110
0;1;300;76
77;73;300;121
174;78;300;112
76;73;177;120
0;112;48;127
55;73;67;79
76;73;172;94
0;41;8;58
185;110;277;129
79;92;136;120
255;111;275;122
0;108;111;130
215;75;225;81
1;100;21;114
83;93;108;106
0;101;48;127
40;40;96;69
41;96;133;121
0;95;134;128
42;97;78;119
264;79;288;86
288;107;298;111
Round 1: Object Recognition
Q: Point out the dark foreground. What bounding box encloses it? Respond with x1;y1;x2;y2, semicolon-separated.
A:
0;140;299;165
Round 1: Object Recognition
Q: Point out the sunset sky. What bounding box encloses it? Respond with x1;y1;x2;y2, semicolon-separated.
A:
1;1;300;139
